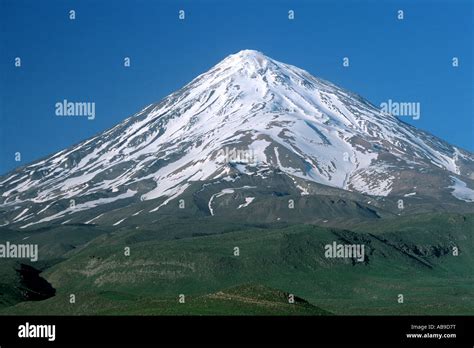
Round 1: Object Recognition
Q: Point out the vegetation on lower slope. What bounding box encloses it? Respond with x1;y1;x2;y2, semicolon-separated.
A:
0;212;471;315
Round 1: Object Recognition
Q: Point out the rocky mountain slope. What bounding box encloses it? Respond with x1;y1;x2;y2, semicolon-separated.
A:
1;49;473;229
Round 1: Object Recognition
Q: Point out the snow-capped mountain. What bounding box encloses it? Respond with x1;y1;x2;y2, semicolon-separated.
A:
1;49;473;229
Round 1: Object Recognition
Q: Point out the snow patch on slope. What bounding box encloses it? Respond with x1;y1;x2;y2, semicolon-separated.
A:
449;176;474;202
238;197;255;209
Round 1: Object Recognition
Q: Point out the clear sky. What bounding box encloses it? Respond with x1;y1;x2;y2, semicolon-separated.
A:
1;0;472;175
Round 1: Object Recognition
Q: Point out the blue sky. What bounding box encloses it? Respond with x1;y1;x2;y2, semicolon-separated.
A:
0;0;472;174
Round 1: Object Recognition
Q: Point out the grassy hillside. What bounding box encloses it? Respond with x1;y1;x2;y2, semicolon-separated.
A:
1;284;330;315
0;212;472;315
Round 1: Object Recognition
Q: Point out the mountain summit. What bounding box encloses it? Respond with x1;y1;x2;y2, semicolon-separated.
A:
1;50;473;228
